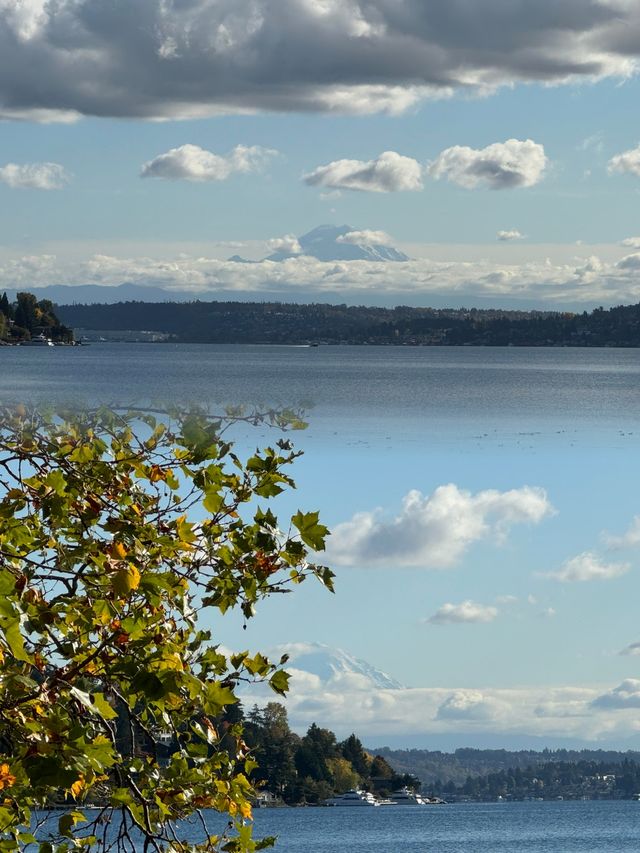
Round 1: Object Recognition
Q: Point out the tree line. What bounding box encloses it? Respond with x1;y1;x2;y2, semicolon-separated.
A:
0;291;73;342
430;758;640;801
53;297;640;346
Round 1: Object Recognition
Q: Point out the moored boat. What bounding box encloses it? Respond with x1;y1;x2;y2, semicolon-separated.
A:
20;334;54;347
388;787;431;805
325;789;381;806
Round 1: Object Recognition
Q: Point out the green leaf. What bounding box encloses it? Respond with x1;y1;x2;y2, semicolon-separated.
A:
291;510;329;551
269;670;290;697
1;616;32;663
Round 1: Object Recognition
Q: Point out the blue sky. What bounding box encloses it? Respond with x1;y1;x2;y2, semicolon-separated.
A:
4;2;640;307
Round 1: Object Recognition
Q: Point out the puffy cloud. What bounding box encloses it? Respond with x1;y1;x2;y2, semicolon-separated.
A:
620;237;640;249
0;0;639;120
436;690;504;721
497;229;524;241
428;139;547;190
603;515;640;548
592;679;640;710
617;253;640;271
619;642;640;657
0;162;69;190
336;230;393;246
140;144;276;182
267;235;303;255
608;144;640;177
329;483;553;569
545;551;630;582
428;600;498;625
303;151;423;192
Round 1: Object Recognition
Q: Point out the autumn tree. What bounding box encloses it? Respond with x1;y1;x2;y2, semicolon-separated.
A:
0;404;333;852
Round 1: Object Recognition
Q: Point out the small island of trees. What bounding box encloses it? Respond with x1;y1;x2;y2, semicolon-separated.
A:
0;291;73;344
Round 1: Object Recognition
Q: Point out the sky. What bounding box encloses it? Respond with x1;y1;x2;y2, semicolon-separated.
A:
6;0;640;750
4;1;640;307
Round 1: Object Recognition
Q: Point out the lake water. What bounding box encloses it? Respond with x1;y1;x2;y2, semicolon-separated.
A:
34;802;640;853
244;802;640;852
3;344;640;447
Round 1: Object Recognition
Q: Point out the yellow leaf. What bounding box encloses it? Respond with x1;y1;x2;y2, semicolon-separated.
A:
112;542;127;560
112;564;141;596
70;776;86;798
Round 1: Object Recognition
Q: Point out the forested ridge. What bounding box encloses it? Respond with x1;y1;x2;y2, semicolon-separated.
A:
55;298;640;346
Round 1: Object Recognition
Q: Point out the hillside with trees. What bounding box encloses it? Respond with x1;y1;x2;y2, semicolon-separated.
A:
55;298;640;346
237;703;418;804
0;291;73;343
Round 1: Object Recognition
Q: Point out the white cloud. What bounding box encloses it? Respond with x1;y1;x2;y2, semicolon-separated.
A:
336;230;393;246
428;600;498;625
303;151;423;192
608;144;640;177
0;162;69;190
603;515;640;549
436;690;505;721
140;143;276;182
0;1;639;120
267;235;303;255
617;253;640;271
619;642;640;657
545;551;630;582
620;237;640;249
592;679;640;710
497;229;524;242
429;139;547;190
329;483;553;569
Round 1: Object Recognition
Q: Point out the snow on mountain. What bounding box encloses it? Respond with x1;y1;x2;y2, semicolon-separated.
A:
272;641;403;690
262;224;409;263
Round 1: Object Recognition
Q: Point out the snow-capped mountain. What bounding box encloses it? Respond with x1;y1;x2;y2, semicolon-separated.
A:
263;224;410;263
272;641;403;690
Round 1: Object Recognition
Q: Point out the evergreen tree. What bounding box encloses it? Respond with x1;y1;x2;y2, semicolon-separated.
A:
0;292;10;319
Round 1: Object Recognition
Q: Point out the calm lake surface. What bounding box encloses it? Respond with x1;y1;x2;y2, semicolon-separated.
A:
36;802;640;853
3;344;640;446
180;802;640;852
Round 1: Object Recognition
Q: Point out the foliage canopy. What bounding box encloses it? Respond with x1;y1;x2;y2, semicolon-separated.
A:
0;404;333;852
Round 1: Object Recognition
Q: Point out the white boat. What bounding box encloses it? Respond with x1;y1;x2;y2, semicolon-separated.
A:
388;787;430;805
325;789;381;807
20;334;54;347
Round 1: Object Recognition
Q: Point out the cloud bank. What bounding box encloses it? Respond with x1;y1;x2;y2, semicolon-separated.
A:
329;483;552;569
141;144;276;182
9;248;640;308
1;0;639;120
304;151;423;193
428;140;547;190
242;652;640;744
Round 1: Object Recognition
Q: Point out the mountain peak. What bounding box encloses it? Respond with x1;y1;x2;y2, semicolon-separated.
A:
263;224;410;263
273;641;404;690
